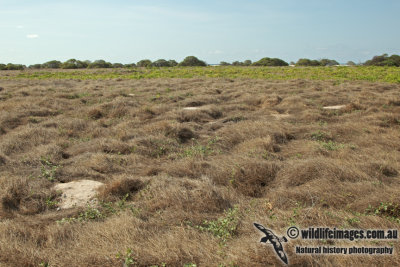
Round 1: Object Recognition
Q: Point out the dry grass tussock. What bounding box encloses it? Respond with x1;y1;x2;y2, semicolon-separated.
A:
0;77;400;266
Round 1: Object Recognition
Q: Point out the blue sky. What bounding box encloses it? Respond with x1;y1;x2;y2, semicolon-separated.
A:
0;0;399;65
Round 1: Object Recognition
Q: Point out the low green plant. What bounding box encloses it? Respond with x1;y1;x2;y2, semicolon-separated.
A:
66;92;90;99
150;92;161;101
40;156;60;181
45;197;58;209
58;194;140;224
181;136;219;158
366;202;400;223
28;116;39;123
320;140;344;151
346;217;361;225
218;263;239;267
116;248;137;266
79;206;103;220
149;263;166;267
288;202;305;226
196;206;240;243
311;130;328;141
68;136;91;143
288;209;298;225
57;205;103;223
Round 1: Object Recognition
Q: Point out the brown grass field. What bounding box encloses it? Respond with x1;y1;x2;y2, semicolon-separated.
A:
0;70;399;266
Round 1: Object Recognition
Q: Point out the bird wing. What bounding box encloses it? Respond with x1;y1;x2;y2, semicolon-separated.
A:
272;240;288;265
253;223;268;234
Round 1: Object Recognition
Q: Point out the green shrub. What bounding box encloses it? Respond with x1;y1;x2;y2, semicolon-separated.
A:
152;59;171;67
168;59;178;67
364;54;400;67
243;59;252;66
1;63;25;70
232;61;243;66
137;59;152;67
42;60;62;69
252;57;288;66
296;58;321;66
28;64;42;69
319;59;339;66
220;61;231;66
124;63;137;68
178;56;207;67
88;59;112;68
61;59;89;69
112;63;124;68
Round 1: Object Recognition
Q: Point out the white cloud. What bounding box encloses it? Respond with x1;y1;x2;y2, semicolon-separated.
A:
209;50;223;55
26;34;39;39
17;25;24;29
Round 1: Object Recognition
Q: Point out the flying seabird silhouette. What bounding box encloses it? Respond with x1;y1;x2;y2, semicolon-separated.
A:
254;223;288;265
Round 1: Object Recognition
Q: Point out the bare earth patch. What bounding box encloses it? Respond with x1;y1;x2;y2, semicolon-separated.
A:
323;105;346;110
182;107;201;110
53;180;104;209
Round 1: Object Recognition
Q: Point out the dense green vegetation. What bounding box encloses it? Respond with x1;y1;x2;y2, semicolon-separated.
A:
296;58;339;66
364;54;400;67
0;63;25;70
1;54;400;71
1;66;399;83
252;57;288;66
221;60;252;66
178;56;207;66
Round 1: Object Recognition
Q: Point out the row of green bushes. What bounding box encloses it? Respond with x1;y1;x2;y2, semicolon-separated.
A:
0;63;25;70
0;56;206;70
1;54;399;70
222;58;343;66
220;58;289;67
221;54;399;67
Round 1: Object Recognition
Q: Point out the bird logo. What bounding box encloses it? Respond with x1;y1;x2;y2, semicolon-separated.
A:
254;223;289;265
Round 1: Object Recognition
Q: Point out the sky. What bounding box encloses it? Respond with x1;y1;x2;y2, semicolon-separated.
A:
0;0;399;65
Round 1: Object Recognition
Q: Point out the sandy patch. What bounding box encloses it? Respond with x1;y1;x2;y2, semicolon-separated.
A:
271;113;291;119
182;107;201;110
323;105;346;110
54;180;104;209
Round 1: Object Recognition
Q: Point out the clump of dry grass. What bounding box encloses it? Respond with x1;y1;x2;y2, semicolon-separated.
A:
0;153;7;166
177;105;223;123
0;76;399;266
0;176;56;217
1;126;58;155
97;176;146;202
88;108;103;120
209;157;280;197
166;125;196;143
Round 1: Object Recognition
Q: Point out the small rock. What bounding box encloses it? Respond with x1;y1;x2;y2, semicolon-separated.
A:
183;107;200;110
0;87;4;92
323;105;346;110
271;113;290;119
